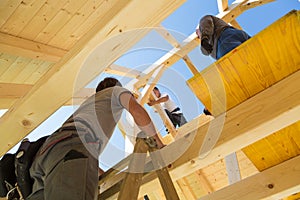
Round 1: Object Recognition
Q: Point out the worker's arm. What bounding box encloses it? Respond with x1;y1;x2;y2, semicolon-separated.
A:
119;93;165;148
147;95;169;106
199;15;214;54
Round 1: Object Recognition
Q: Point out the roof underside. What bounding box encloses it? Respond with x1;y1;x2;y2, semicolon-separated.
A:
0;1;299;200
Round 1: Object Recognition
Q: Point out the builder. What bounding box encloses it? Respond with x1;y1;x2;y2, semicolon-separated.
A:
148;87;187;130
196;15;251;115
27;77;165;200
196;15;251;60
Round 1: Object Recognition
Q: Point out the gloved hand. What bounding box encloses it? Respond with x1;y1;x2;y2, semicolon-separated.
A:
201;38;213;54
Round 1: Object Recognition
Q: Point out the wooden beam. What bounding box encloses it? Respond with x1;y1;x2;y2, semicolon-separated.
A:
155;25;180;48
241;0;275;12
177;178;197;200
195;170;214;194
199;155;300;200
104;63;143;78
229;19;243;29
0;83;94;109
117;138;148;200
0;32;67;62
155;25;199;75
217;0;228;12
0;83;32;98
0;0;186;156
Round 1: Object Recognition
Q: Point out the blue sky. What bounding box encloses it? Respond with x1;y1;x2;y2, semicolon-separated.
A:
1;0;299;169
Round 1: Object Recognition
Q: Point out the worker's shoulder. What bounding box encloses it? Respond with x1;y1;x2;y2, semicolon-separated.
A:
95;86;131;99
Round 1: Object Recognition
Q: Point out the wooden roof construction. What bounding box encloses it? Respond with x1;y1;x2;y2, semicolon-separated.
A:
0;0;299;200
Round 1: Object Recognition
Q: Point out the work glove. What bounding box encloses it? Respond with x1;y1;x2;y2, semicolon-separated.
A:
201;38;213;54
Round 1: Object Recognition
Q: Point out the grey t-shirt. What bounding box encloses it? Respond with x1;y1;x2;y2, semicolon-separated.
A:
40;86;131;156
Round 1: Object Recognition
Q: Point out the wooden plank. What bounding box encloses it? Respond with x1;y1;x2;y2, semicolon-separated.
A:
48;0;107;48
0;0;186;156
19;0;69;41
23;61;53;84
184;172;208;198
199;155;300;200
59;0;129;49
229;19;242;29
117;138;148;200
0;0;23;27
195;170;214;194
177;178;197;200
0;57;32;83
12;59;44;83
155;25;199;75
34;0;87;44
182;55;199;75
149;146;180;200
235;150;258;179
104;64;143;78
0;0;46;35
0;32;68;62
187;10;300;115
0;86;94;109
0;53;18;77
155;24;180;48
101;69;300;199
241;0;275;12
242;122;300;171
0;83;32;98
173;181;188;200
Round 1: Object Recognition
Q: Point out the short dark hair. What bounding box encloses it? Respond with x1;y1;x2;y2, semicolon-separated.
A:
96;77;122;92
153;87;159;91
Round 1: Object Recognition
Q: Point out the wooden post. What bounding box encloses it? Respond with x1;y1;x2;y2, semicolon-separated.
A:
117;138;149;200
148;143;180;200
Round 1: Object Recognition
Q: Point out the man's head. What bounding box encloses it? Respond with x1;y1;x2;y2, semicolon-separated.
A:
96;77;122;92
153;87;161;98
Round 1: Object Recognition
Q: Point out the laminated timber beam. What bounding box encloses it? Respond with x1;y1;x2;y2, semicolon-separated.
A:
99;69;300;199
0;32;67;62
0;83;94;109
199;155;300;200
104;64;144;79
0;0;186;156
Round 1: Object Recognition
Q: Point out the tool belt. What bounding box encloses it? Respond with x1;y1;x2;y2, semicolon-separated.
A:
0;136;48;199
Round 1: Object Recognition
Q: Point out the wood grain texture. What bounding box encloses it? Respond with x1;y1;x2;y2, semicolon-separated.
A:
199;155;300;200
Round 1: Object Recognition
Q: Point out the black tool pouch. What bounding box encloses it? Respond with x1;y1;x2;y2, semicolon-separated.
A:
14;136;48;199
0;153;17;198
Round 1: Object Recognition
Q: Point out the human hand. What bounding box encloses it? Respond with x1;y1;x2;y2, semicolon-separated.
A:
201;38;213;53
147;100;155;106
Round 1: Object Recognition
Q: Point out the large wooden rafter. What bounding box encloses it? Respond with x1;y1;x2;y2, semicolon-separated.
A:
0;32;67;62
